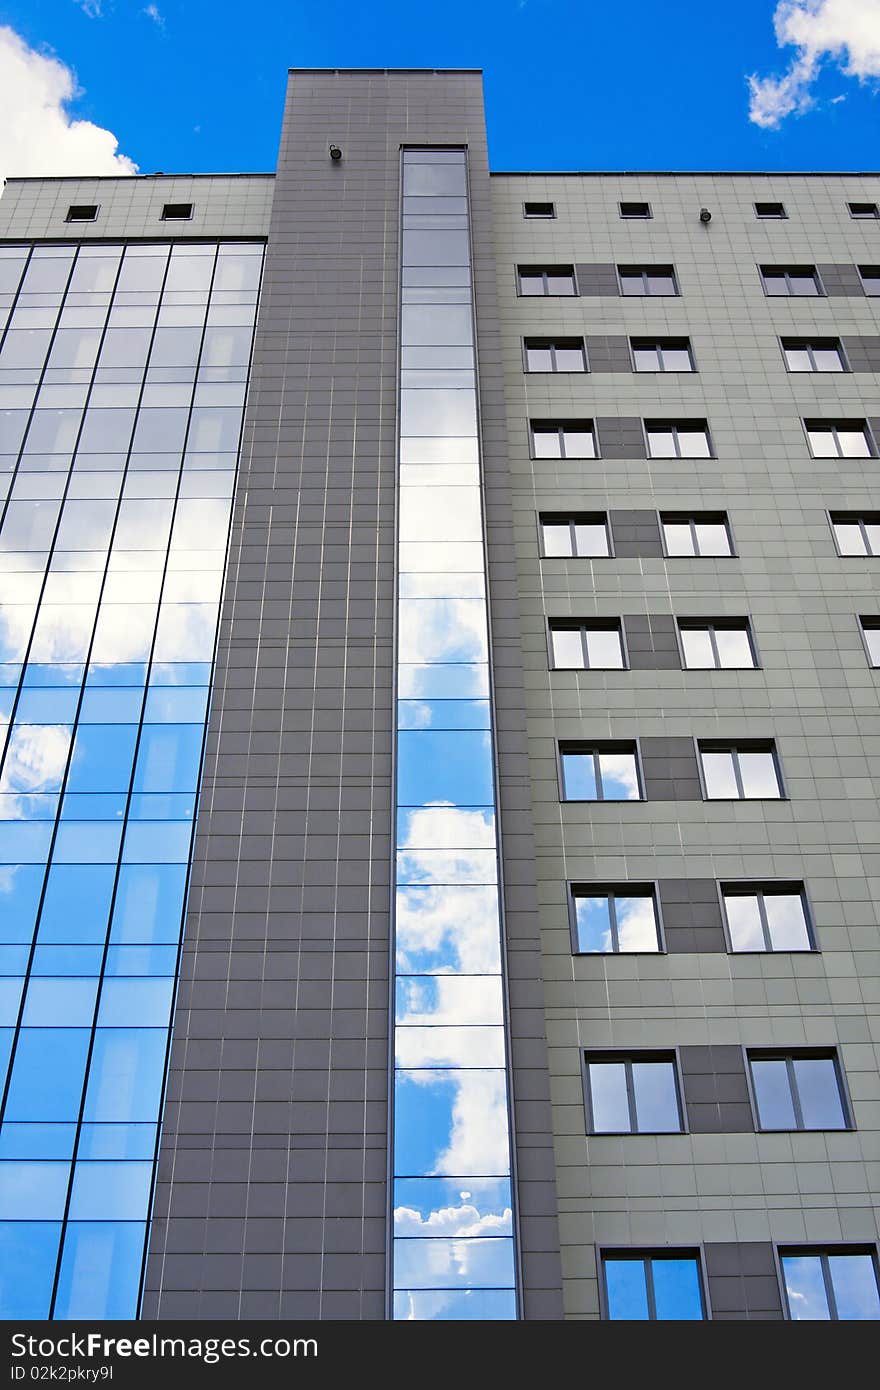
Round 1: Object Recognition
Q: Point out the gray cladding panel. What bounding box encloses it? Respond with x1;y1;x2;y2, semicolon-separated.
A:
679;1045;753;1134
658;879;727;953
596;417;647;459
842;336;880;371
574;263;619;296
704;1243;784;1319
624;614;681;670
817;262;865;295
639;736;703;801
584;335;632;373
609;509;663;557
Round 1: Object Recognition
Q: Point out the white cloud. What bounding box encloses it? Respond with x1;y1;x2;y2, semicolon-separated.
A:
143;4;165;27
76;0;105;17
748;0;880;128
0;25;137;186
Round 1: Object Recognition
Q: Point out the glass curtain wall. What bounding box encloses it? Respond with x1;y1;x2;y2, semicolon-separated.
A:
391;149;519;1320
0;238;263;1318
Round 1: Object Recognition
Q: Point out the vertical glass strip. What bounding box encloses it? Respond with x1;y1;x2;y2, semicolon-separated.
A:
391;149;519;1321
0;238;265;1319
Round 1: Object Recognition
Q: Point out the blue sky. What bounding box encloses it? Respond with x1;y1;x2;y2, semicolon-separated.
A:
1;0;878;176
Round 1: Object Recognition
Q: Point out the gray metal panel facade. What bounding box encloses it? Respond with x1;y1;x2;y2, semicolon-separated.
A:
144;69;562;1320
493;170;880;1317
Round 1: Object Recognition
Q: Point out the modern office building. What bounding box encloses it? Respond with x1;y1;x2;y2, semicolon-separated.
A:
0;67;879;1322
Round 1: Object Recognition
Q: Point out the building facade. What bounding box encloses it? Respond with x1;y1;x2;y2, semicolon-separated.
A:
0;68;878;1322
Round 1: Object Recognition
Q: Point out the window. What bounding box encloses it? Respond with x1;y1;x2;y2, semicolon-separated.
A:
631;338;694;372
523;201;555;219
531;420;597;458
848;201;879;219
585;1053;683;1133
806;420;872;458
678;619;757;669
572;885;661;953
722;884;813;952
602;1252;707;1321
559;742;642;801
517;264;576;296
161;203;193;221
760;265;822;296
755;201;787;219
698;742;783;799
831;512;880;556
524;338;587;372
661;513;734;557
859;265;880;295
619;200;651;219
779;1248;880;1320
550;621;625;670
540;513;611;557
860;617;880;667
65;205;99;223
645;420;712;458
782;338;845;372
618;265;677;296
748;1051;849;1131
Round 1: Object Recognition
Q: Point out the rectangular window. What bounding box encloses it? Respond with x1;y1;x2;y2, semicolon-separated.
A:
646;420;712;458
848;201;879;219
830;512;880;556
160;203;193;221
760;265;821;296
585;1053;683;1133
698;742;783;799
806;420;872;458
602;1252;706;1320
678;619;757;669
65;205;99;223
619;201;651;219
550;621;625;669
860;617;880;667
560;742;642;801
722;884;813;952
859;266;880;296
540;513;611;557
572;885;661;953
779;1248;880;1320
631;338;694;372
517;264;576;296
618;265;677;296
523;201;555;219
755;201;787;218
531;420;597;458
748;1051;849;1131
661;512;734;557
524;338;587;372
782;338;845;372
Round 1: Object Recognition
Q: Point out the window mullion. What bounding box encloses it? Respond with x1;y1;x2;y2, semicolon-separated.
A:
569;520;578;557
644;1259;657;1319
787;1056;805;1130
708;627;721;669
608;894;620;953
731;751;746;799
581;626;590;670
820;1254;839;1320
594;751;604;801
624;1060;638;1133
756;893;773;951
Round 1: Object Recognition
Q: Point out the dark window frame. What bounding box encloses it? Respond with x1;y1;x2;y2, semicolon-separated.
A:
696;739;786;801
676;617;760;671
828;510;880;557
858;616;880;668
548;618;629;671
537;512;613;559
598;1246;711;1321
630;337;696;373
523;201;556;219
660;512;736;558
582;1049;686;1135
754;201;788;219
516;264;577;297
569;881;665;955
759;264;823;297
804;419;875;459
557;739;645;803
775;1244;880;1321
619;200;652;220
744;1048;853;1133
780;337;848;373
644;419;714;459
859;265;880;295
523;337;588;374
848;201;880;220
617;264;679;296
530;419;598;460
64;204;99;224
718;880;816;954
160;203;194;222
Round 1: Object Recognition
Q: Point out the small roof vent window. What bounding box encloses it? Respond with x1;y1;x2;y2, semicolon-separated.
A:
755;201;787;218
619;201;651;219
523;201;555;219
161;203;194;221
65;204;99;223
